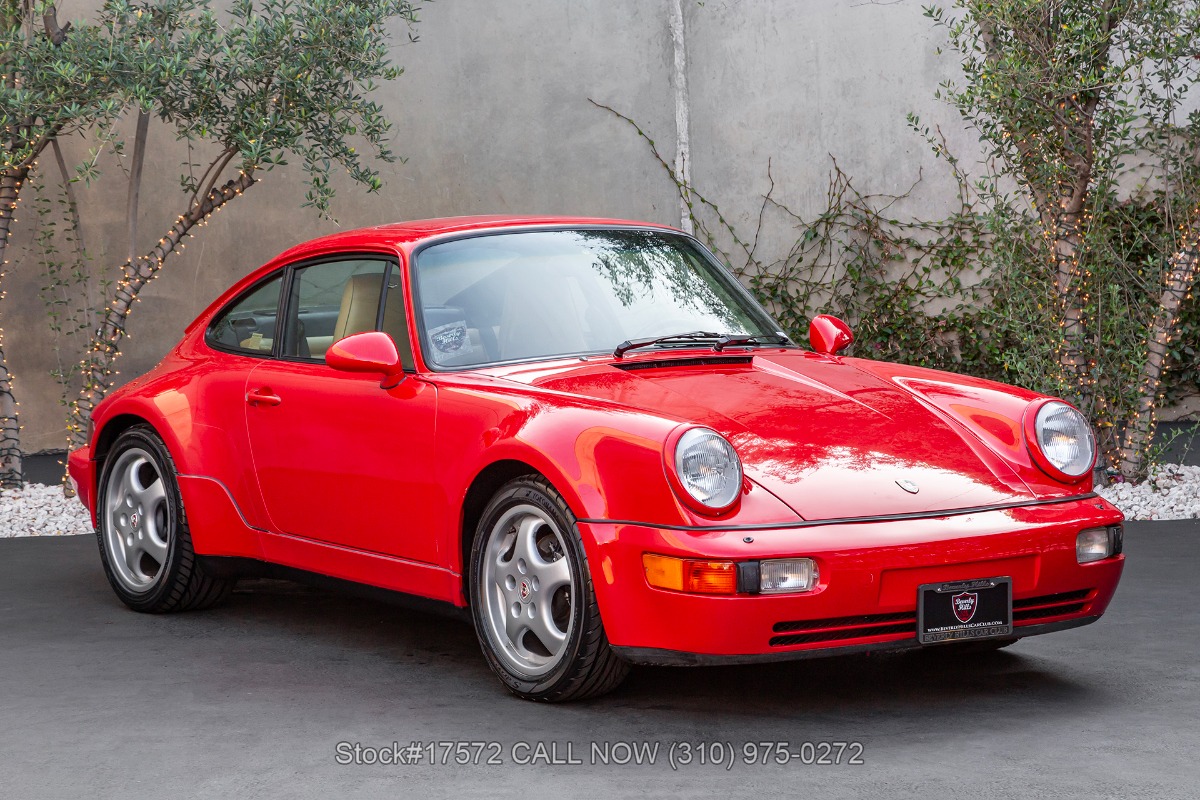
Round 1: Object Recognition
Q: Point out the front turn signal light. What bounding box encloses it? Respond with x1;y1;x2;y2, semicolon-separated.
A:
643;554;738;595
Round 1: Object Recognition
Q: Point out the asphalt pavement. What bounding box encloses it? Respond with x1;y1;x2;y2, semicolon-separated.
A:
2;522;1197;799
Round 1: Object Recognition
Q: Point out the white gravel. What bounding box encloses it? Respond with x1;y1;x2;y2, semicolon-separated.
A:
0;463;1196;538
0;483;93;538
1097;463;1200;521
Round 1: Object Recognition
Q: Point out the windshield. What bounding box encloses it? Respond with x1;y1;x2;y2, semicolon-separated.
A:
411;228;782;368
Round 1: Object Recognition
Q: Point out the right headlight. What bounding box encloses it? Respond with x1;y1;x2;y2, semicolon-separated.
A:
1025;399;1096;482
670;427;743;511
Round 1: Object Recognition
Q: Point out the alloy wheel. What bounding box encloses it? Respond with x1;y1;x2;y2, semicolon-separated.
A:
479;503;575;676
102;447;171;594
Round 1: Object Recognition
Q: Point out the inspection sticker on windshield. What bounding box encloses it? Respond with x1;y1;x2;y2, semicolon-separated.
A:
428;321;468;355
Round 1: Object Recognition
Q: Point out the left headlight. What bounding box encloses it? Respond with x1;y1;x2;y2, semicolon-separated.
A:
1028;400;1096;481
671;427;743;511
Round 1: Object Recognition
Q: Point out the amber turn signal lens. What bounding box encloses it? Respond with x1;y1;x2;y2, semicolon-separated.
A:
642;554;738;594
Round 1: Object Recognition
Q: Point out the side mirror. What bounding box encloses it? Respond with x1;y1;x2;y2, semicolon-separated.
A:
809;314;854;356
327;331;405;388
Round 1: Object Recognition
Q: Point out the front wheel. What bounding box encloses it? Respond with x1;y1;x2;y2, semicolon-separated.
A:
469;476;629;701
95;425;233;613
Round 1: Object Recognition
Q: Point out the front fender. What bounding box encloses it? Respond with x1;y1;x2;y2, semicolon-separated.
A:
873;364;1092;497
435;382;800;551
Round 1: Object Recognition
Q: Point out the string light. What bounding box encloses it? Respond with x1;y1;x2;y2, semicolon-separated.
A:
0;168;29;486
1112;200;1200;477
70;171;257;440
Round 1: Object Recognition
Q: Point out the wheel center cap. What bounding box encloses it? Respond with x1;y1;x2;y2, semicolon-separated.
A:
130;512;140;529
519;579;531;601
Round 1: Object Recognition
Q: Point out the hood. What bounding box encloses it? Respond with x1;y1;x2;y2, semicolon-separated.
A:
503;351;1035;521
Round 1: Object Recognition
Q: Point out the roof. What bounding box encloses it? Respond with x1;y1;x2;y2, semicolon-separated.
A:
278;215;683;258
186;215;684;334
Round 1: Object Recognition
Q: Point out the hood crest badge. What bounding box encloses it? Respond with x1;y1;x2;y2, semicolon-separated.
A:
896;479;920;494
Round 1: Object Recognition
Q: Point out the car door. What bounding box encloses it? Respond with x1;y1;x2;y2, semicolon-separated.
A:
243;255;441;565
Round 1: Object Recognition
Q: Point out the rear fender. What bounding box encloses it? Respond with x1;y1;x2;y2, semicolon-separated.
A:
91;390;267;556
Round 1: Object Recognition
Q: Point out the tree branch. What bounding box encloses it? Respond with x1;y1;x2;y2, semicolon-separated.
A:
125;110;150;267
49;137;85;260
193;147;237;212
71;170;258;446
40;3;71;45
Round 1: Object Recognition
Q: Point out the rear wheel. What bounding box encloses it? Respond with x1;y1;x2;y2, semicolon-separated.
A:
96;425;233;613
469;476;629;701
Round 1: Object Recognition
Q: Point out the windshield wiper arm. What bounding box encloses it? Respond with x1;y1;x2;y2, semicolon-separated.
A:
712;333;791;352
613;331;722;359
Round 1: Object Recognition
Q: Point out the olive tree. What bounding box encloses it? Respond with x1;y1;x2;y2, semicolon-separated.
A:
69;0;421;448
0;0;421;486
1;0;156;486
926;0;1200;479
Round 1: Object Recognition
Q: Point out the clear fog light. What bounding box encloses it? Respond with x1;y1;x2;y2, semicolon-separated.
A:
1077;528;1113;564
759;558;819;594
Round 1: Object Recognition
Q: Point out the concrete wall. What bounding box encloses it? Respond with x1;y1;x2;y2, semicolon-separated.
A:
3;0;977;452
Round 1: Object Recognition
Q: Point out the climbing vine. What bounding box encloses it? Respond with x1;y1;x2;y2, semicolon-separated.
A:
593;99;1199;481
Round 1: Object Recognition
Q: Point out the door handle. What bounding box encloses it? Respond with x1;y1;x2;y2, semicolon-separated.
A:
246;389;282;407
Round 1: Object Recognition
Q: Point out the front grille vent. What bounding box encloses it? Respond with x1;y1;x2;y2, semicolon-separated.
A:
613;356;753;371
1013;588;1094;623
770;611;917;647
768;588;1096;648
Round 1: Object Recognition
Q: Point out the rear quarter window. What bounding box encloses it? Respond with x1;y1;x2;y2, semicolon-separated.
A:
206;273;285;355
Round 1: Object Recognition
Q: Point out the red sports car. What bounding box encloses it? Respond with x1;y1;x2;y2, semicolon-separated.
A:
68;216;1124;701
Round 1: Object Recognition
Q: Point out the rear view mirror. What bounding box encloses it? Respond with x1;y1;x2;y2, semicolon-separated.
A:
326;331;405;388
809;314;854;356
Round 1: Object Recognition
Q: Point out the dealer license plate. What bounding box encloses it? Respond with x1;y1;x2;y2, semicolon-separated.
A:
918;577;1013;644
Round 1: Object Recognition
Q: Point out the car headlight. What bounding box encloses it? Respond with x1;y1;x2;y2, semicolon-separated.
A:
1026;400;1095;481
671;427;742;511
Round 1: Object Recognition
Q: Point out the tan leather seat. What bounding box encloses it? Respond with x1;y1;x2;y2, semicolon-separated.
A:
333;273;384;342
327;271;414;370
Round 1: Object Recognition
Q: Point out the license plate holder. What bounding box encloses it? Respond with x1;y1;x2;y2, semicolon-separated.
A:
918;577;1013;644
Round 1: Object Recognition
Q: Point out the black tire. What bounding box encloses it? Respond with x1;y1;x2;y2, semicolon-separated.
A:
469;475;629;702
95;425;234;613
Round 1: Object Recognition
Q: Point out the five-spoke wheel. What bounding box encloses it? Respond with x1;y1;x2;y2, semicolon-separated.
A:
102;447;171;593
480;504;575;676
95;425;233;613
470;476;629;701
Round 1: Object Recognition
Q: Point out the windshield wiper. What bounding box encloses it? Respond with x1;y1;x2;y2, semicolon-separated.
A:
613;331;722;358
712;333;791;352
613;331;792;358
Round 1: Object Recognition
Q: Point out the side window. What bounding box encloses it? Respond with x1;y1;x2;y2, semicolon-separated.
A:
281;259;389;362
207;273;285;355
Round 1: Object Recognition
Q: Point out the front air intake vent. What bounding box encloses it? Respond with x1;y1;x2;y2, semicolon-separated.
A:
614;356;754;371
770;611;918;647
1013;588;1094;623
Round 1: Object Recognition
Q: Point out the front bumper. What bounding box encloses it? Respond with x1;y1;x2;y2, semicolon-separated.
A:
579;496;1124;661
67;446;95;526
